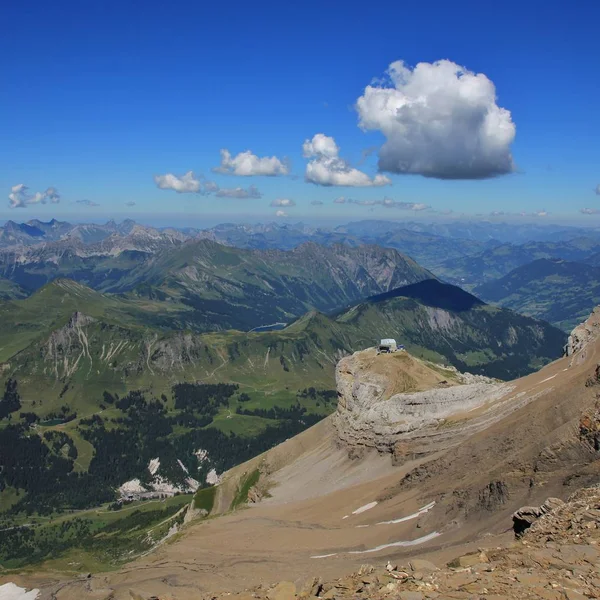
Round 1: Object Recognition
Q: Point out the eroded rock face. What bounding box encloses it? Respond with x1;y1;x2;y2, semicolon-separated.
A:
565;306;600;361
332;349;505;456
513;497;565;537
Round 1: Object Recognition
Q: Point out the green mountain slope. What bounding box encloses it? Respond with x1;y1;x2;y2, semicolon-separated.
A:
0;278;565;545
0;276;27;300
336;279;565;379
0;240;434;332
1;279;565;416
474;258;600;332
434;239;600;290
0;279;193;363
107;240;435;329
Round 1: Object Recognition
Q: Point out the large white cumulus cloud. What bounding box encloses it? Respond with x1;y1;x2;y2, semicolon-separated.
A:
356;60;516;179
303;134;391;187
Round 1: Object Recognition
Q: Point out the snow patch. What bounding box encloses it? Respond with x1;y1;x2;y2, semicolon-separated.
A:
310;531;441;559
0;583;40;600
376;501;436;525
349;531;441;554
352;501;378;515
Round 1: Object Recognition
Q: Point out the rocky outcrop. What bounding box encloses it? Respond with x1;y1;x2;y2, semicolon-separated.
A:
565;305;600;361
579;399;600;451
512;497;564;536
332;348;507;457
42;312;97;379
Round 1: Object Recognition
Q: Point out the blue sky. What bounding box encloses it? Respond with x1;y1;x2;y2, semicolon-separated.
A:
1;0;599;226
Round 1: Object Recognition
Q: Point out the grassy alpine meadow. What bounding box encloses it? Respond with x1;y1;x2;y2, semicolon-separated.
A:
0;494;193;572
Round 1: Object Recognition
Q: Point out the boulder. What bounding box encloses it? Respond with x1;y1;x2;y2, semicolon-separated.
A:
409;559;439;572
267;581;296;600
513;497;564;536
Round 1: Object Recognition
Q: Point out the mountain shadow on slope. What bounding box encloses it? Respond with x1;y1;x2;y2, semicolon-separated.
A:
365;279;484;312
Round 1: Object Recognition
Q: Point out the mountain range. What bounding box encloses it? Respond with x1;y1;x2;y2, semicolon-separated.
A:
5;218;600;282
4;216;600;334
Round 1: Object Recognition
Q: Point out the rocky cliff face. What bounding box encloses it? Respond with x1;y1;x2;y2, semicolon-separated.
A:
565;305;600;363
332;348;508;458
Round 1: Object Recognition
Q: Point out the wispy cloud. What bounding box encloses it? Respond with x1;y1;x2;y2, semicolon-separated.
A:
76;199;100;207
311;200;324;206
580;208;600;215
8;184;60;208
303;134;391;187
332;196;429;211
275;210;288;217
125;201;136;207
213;149;290;176
595;184;600;195
154;171;262;199
215;185;262;199
489;209;549;217
270;198;296;207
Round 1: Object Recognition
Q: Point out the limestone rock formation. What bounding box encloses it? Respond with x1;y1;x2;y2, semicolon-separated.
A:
332;348;506;457
565;305;600;361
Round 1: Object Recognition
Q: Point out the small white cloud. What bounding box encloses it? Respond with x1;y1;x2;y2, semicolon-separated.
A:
154;171;260;198
154;171;202;193
270;198;296;207
8;184;61;208
333;197;347;204
275;210;288;217
76;199;100;207
311;200;324;205
125;201;136;207
581;208;600;215
356;59;516;180
303;133;392;187
515;210;548;217
213;149;289;176
215;185;262;199
45;187;60;204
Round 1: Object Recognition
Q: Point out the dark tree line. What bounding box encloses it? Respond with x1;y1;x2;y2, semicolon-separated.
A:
0;379;21;419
